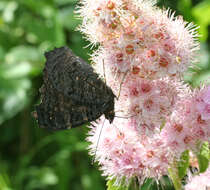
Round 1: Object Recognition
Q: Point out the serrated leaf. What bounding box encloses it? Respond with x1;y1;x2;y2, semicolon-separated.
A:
107;178;128;190
178;150;190;179
197;142;209;173
168;161;182;190
128;179;139;190
140;178;157;190
107;178;140;190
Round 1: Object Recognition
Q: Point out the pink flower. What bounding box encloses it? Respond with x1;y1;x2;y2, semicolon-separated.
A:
126;78;189;134
77;0;204;186
196;86;210;120
161;86;210;156
87;117;171;182
185;167;210;190
78;0;199;78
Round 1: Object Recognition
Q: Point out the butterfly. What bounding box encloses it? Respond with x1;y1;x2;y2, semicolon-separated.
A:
34;46;115;130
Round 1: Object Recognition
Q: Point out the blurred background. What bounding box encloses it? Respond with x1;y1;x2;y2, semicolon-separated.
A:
0;0;209;189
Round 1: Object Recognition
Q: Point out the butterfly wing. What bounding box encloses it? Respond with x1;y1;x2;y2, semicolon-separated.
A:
35;47;115;130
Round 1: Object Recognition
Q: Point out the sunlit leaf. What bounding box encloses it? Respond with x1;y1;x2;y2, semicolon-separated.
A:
168;161;182;190
178;150;190;179
5;46;43;64
39;167;59;185
58;7;80;30
18;0;55;18
197;142;209;173
192;0;210;41
2;1;18;23
107;178;128;190
178;0;192;21
0;78;31;124
192;71;210;87
140;178;157;190
107;178;141;190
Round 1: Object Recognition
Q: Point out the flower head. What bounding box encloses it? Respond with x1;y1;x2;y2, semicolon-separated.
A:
196;86;210;120
161;85;210;157
78;0;199;79
185;167;210;190
88;117;171;182
77;0;203;186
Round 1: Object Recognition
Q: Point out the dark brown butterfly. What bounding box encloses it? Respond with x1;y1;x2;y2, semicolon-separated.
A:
34;46;115;130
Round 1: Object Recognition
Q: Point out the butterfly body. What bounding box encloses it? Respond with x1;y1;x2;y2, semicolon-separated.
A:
35;47;115;130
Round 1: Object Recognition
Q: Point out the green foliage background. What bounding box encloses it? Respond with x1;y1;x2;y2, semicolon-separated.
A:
0;0;209;189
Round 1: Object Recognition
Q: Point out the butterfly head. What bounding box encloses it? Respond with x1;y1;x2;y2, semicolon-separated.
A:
103;93;115;123
105;110;115;123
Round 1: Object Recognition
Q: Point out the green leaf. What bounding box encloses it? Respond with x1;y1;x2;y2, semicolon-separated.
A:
192;71;210;87
17;13;56;44
196;43;210;69
0;46;5;61
178;150;190;179
54;0;78;6
0;78;31;124
5;46;43;64
58;7;81;30
192;0;210;41
39;167;58;185
107;178;139;190
107;178;128;190
2;1;18;23
160;119;166;131
0;173;12;190
54;12;66;47
19;0;55;19
168;161;182;190
0;62;32;79
140;178;158;190
177;0;192;21
197;142;210;173
3;46;44;76
20;167;58;189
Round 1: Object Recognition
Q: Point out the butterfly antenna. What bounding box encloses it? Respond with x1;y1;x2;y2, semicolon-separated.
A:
92;117;106;164
114;115;136;119
117;71;128;100
114;110;137;119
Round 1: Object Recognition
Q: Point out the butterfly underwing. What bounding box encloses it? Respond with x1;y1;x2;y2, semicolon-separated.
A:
34;46;115;130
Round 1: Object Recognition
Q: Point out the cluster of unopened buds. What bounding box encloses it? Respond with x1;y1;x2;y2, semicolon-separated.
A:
77;0;209;189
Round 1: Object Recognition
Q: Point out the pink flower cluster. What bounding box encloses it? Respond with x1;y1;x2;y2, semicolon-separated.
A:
185;167;210;190
126;78;189;135
77;0;199;78
161;86;210;157
77;0;209;186
87;118;171;181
